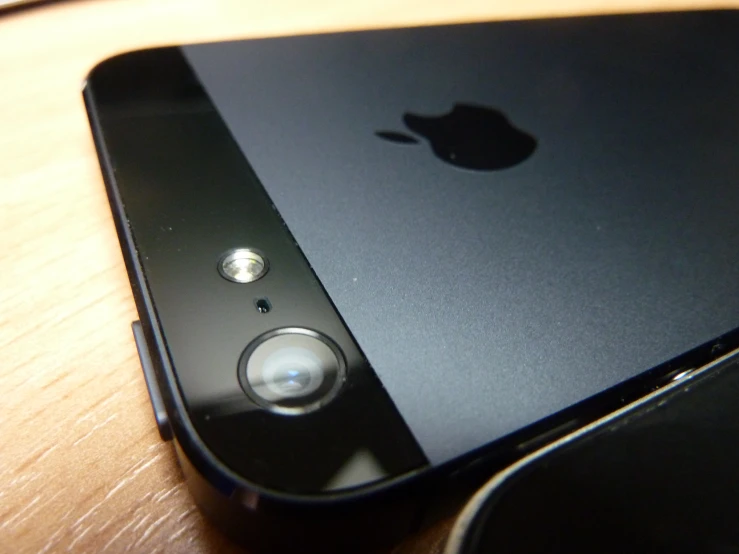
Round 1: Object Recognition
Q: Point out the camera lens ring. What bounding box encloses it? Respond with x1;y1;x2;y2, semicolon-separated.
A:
237;328;346;415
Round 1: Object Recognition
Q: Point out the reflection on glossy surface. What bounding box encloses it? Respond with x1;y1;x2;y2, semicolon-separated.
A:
324;449;388;491
190;362;422;492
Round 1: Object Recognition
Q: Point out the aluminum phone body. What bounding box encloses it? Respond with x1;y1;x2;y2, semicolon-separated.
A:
83;10;739;552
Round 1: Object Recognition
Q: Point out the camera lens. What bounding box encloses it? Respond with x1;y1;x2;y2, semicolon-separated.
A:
239;329;346;414
261;346;324;398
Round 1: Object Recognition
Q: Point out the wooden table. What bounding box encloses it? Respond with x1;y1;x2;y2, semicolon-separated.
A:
0;0;732;552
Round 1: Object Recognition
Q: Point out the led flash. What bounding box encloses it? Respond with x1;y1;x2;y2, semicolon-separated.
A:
218;249;268;283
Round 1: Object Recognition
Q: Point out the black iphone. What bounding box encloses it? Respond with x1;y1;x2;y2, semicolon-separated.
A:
83;9;739;553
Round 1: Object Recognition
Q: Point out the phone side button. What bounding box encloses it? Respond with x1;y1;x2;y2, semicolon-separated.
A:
132;321;173;442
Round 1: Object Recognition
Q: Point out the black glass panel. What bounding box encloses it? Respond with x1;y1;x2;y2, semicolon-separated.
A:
86;48;428;494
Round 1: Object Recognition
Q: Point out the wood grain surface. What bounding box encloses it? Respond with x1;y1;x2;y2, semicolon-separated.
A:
0;0;734;552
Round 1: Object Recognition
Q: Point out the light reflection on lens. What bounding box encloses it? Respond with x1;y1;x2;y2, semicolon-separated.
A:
218;248;268;283
239;329;346;415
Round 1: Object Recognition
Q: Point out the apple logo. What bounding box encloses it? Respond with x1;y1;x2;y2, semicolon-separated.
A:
376;103;536;171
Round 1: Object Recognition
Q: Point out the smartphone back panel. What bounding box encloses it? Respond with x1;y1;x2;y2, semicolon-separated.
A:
182;11;739;465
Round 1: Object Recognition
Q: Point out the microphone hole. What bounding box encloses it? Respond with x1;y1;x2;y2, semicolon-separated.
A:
255;298;272;314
